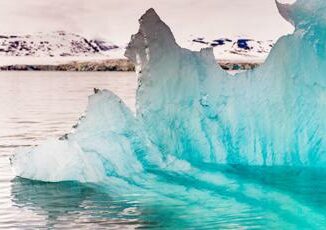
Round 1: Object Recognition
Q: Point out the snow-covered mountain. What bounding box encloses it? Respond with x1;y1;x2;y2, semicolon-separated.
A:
189;37;274;61
0;31;275;65
0;31;123;58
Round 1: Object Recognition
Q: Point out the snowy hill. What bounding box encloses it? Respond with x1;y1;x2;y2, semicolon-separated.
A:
0;31;124;64
189;37;274;62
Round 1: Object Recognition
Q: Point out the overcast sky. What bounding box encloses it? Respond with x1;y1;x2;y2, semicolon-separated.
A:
0;0;295;46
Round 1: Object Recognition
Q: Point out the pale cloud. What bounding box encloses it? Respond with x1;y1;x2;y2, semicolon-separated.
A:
0;0;294;46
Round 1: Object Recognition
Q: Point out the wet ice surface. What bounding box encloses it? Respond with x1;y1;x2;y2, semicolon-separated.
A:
0;72;325;229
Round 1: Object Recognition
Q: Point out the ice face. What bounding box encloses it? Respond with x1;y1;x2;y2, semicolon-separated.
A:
11;1;325;184
126;6;325;167
11;90;154;183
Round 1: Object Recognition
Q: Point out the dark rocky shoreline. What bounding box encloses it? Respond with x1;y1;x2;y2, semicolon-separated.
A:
0;59;262;71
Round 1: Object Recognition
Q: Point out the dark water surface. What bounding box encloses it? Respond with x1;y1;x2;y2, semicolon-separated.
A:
0;72;325;229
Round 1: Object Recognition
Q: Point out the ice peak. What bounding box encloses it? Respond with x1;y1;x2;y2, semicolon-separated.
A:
276;0;326;28
125;8;177;71
275;0;294;25
139;8;160;23
138;8;177;47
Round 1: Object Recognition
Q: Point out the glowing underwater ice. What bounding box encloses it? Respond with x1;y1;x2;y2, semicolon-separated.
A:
11;0;325;183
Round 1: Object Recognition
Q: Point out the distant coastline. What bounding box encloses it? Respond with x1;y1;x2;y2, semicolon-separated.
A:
0;59;135;72
0;32;270;72
0;59;262;72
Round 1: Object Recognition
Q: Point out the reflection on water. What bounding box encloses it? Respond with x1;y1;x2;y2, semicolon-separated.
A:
0;72;325;229
11;178;150;229
10;178;196;229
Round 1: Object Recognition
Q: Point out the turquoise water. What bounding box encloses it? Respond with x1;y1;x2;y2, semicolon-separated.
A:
0;72;325;229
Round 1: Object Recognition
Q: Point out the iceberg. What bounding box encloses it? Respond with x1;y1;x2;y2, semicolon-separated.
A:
11;0;325;182
9;1;326;227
